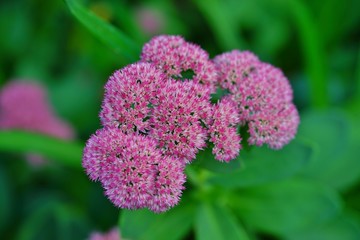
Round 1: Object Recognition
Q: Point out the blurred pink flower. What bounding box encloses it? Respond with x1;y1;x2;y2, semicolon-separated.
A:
0;81;74;166
88;227;121;240
135;7;164;35
141;35;218;92
82;127;185;213
209;97;241;162
0;81;73;139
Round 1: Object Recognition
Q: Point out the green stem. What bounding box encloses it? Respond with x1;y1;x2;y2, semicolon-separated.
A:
0;130;82;169
286;0;328;108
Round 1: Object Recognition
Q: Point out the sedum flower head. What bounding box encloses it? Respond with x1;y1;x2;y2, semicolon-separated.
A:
148;154;186;212
141;35;185;76
82;127;185;212
248;103;299;149
100;62;167;134
83;35;300;213
214;50;259;93
209;97;241;162
141;35;217;92
149;80;212;163
213;50;299;149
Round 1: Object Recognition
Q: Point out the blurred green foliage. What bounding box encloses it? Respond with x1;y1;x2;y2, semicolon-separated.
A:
0;0;360;239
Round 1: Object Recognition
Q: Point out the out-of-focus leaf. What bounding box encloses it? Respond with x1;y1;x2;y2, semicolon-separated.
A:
49;73;101;134
196;147;242;174
16;196;88;240
286;213;360;240
207;139;312;188
0;2;32;57
285;0;328;108
193;0;245;51
195;203;250;240
0;168;11;232
120;202;195;240
0;130;82;169
357;46;360;102
64;0;141;61
230;178;342;235
298;110;360;190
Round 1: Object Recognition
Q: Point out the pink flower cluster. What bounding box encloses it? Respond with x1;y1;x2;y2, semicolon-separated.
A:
83;127;185;213
214;50;299;149
83;35;299;212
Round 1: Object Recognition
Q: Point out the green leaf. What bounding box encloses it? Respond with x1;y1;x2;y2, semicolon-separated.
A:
195;203;250;240
49;73;101;133
16;197;88;240
0;130;82;169
207;139;313;188
286;213;360;240
357;47;360;101
298;110;360;190
230;178;342;235
64;0;141;61
284;0;328;108
196;147;242;174
120;202;195;240
192;0;246;51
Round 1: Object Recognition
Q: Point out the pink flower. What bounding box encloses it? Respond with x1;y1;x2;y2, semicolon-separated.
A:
209;97;241;162
88;227;121;240
141;35;218;92
141;35;185;76
83;36;301;213
100;62;167;134
214;50;260;93
82;127;186;213
248;103;300;149
148;155;186;213
100;61;213;163
213;50;299;149
149;80;212;163
0;81;74;139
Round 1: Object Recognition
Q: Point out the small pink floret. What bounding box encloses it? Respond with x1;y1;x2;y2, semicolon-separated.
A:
149;80;212;163
209;97;241;162
141;35;218;92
